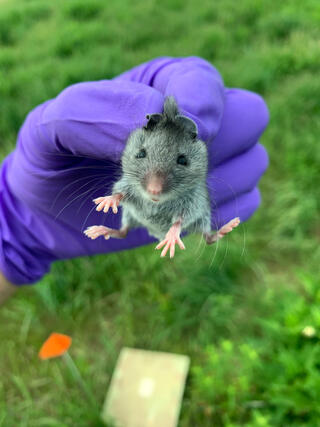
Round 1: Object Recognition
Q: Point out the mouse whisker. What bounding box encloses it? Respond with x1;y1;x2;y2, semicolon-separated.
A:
209;214;221;269
67;164;121;173
76;178;112;214
50;173;109;212
55;182;109;220
81;203;99;232
194;219;206;261
218;233;229;271
207;176;240;220
67;175;108;201
240;221;247;258
207;177;246;259
79;178;117;230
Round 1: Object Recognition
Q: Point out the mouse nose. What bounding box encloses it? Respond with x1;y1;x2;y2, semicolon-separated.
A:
146;173;164;196
148;186;161;195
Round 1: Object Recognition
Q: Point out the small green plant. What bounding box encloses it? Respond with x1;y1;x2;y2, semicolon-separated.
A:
191;272;320;425
0;0;319;425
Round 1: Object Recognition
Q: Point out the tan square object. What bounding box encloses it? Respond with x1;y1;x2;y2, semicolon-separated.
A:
102;347;190;427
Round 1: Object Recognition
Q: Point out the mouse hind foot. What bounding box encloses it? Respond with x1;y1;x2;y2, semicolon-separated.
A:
84;225;129;240
155;219;186;258
204;217;240;245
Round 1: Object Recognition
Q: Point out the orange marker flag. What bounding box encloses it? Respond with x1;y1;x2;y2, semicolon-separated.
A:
39;332;72;360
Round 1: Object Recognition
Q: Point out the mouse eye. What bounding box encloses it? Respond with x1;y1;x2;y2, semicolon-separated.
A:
136;148;146;159
177;154;188;166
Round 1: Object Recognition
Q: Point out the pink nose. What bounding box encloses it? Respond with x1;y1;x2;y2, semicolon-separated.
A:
146;175;163;195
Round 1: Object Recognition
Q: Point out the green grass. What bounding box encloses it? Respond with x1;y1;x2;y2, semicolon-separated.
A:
0;0;320;425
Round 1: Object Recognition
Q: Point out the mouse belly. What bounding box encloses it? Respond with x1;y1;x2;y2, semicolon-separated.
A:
124;204;173;240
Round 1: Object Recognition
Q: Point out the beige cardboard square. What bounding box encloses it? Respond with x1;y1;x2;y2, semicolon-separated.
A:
102;348;190;427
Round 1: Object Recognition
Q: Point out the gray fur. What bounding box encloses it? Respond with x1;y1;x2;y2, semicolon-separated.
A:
163;96;179;121
112;96;211;240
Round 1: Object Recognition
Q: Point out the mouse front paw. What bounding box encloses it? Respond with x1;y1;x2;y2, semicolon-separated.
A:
93;193;123;214
155;228;185;258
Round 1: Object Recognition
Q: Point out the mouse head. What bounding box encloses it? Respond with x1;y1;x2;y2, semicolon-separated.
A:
122;96;208;203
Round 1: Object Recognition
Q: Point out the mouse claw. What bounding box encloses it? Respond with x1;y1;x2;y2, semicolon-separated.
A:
93;194;122;214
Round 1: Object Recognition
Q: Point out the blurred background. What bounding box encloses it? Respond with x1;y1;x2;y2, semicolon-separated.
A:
0;0;319;425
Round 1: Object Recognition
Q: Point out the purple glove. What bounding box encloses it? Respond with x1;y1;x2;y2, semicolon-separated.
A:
0;57;269;285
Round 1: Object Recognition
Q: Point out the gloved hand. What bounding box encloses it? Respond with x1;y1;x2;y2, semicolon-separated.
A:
0;57;269;285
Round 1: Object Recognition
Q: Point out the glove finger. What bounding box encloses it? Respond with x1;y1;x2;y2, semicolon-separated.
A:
8;80;164;216
209;88;269;167
39;80;164;162
207;143;269;206
114;56;225;144
209;187;262;230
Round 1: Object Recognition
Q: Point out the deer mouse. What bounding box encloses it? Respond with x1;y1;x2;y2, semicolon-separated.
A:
84;96;240;258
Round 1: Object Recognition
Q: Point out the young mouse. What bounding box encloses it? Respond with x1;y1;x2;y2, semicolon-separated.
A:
84;96;240;258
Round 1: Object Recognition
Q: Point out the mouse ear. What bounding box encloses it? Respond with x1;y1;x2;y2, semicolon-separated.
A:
144;113;162;131
176;115;198;140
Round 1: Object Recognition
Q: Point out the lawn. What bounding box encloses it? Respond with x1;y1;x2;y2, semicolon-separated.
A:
0;0;320;425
